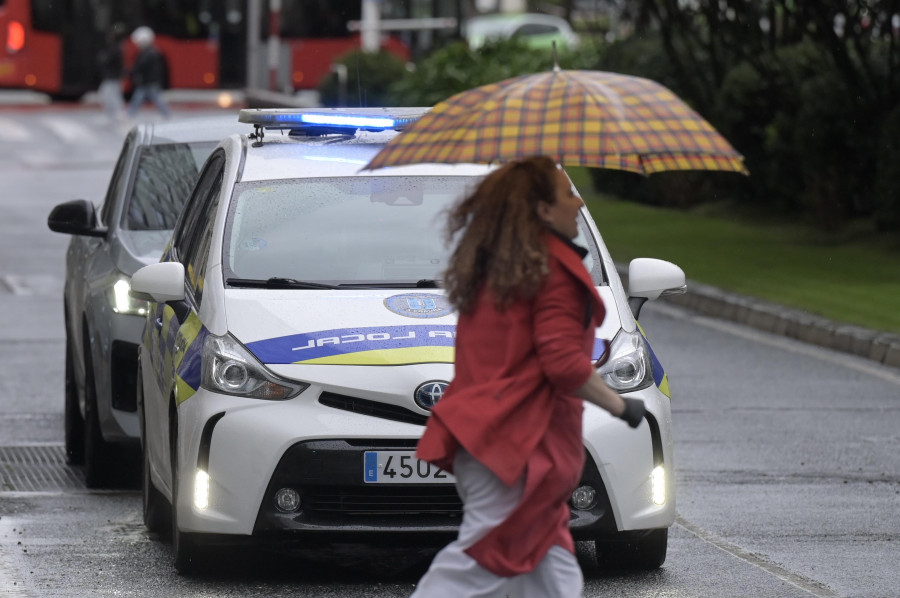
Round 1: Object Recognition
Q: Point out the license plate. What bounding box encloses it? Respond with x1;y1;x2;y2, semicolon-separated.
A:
363;451;455;484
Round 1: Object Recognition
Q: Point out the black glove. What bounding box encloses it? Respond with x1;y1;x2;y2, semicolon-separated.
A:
618;397;646;428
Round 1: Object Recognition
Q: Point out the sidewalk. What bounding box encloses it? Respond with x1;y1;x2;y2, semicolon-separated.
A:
0;87;322;109
82;88;250;109
0;88;254;108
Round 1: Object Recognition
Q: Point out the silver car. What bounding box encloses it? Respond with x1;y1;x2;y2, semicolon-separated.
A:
47;115;244;488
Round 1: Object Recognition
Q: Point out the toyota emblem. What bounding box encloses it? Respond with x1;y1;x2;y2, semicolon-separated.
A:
414;381;449;410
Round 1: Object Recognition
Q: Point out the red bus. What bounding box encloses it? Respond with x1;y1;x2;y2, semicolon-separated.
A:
0;0;461;98
0;0;222;98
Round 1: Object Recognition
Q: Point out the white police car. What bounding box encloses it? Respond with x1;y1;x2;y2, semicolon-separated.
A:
130;108;685;573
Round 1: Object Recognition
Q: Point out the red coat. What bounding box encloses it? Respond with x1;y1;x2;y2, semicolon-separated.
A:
417;232;605;576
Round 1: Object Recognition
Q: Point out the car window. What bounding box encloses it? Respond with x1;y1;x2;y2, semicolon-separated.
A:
514;23;561;37
174;152;226;300
124;141;217;231
223;176;604;285
184;170;224;304
100;130;137;227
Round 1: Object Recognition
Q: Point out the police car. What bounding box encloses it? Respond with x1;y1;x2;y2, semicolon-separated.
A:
130;108;685;573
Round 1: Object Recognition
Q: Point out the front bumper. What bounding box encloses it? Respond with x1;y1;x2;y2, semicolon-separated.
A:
89;310;144;443
175;383;675;540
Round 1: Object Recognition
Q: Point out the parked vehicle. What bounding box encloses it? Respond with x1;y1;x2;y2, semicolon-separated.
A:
464;13;580;50
47;115;244;487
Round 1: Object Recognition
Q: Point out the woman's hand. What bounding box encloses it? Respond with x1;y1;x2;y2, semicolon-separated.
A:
574;371;646;428
618;397;646;428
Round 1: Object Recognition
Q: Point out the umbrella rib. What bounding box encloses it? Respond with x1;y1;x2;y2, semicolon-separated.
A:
575;74;628;122
498;71;548;99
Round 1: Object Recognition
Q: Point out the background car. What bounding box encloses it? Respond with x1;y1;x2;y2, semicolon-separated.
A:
47;115;244;488
131;108;682;574
464;13;580;50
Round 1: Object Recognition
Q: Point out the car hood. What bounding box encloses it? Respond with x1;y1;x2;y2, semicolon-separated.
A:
224;288;622;367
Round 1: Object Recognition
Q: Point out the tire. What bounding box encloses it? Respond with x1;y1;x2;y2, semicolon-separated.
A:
170;409;201;574
82;338;117;489
64;333;85;465
593;528;668;571
139;367;168;535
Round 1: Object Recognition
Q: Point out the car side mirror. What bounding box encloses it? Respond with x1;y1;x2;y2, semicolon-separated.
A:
47;199;107;238
627;258;686;319
130;262;186;303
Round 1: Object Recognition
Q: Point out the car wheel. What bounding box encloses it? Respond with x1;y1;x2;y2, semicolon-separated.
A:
170;410;201;574
593;528;668;571
82;340;117;489
139;368;168;535
64;333;85;465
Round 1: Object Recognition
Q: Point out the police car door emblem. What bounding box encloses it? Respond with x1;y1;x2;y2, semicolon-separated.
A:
384;293;454;319
414;381;449;410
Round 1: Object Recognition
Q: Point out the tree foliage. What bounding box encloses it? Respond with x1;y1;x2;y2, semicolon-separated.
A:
617;0;900;232
388;37;605;107
317;49;409;109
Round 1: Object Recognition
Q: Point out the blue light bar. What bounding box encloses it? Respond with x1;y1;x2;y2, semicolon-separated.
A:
238;108;428;133
300;113;395;129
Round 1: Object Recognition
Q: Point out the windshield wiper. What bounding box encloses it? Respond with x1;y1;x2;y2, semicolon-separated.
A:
226;277;339;290
337;279;442;289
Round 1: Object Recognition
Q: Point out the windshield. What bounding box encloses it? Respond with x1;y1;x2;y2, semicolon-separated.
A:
125;142;217;231
223;176;603;287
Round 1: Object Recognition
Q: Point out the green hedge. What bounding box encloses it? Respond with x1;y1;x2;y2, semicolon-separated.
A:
317;49;409;108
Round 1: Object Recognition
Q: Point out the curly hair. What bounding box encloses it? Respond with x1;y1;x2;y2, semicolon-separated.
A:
443;156;560;314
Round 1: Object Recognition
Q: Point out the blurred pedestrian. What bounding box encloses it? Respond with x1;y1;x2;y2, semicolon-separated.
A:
127;26;170;119
410;156;646;598
96;25;125;120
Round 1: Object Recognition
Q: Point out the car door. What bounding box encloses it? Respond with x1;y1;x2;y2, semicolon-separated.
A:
143;151;226;486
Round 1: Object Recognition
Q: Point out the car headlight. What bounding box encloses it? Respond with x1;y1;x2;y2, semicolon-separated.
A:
107;277;150;316
201;334;308;400
596;329;654;392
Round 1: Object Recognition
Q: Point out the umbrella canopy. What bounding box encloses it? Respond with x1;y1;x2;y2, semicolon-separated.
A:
364;69;747;175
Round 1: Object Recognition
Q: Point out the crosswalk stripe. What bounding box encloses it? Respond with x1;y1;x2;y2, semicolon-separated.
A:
0;117;31;141
40;116;95;144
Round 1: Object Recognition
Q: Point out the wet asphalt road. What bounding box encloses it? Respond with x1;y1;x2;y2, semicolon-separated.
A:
0;106;898;597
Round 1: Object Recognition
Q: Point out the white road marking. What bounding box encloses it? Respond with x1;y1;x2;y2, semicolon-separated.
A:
39;116;94;144
0;117;31;142
676;515;838;597
0;275;61;296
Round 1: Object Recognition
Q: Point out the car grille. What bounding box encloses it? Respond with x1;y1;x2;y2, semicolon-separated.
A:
303;485;462;516
254;439;464;533
318;391;428;426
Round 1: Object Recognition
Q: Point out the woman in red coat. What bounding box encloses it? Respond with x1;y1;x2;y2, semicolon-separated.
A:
410;156;645;598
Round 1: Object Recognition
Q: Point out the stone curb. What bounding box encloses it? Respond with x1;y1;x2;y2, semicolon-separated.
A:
617;265;900;370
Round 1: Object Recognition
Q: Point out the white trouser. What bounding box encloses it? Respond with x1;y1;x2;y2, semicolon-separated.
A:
410;448;583;598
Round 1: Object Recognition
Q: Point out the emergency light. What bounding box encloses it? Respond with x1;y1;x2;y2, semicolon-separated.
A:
238;108;428;136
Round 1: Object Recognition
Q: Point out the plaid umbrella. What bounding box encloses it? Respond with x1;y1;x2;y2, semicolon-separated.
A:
364;69;747;175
